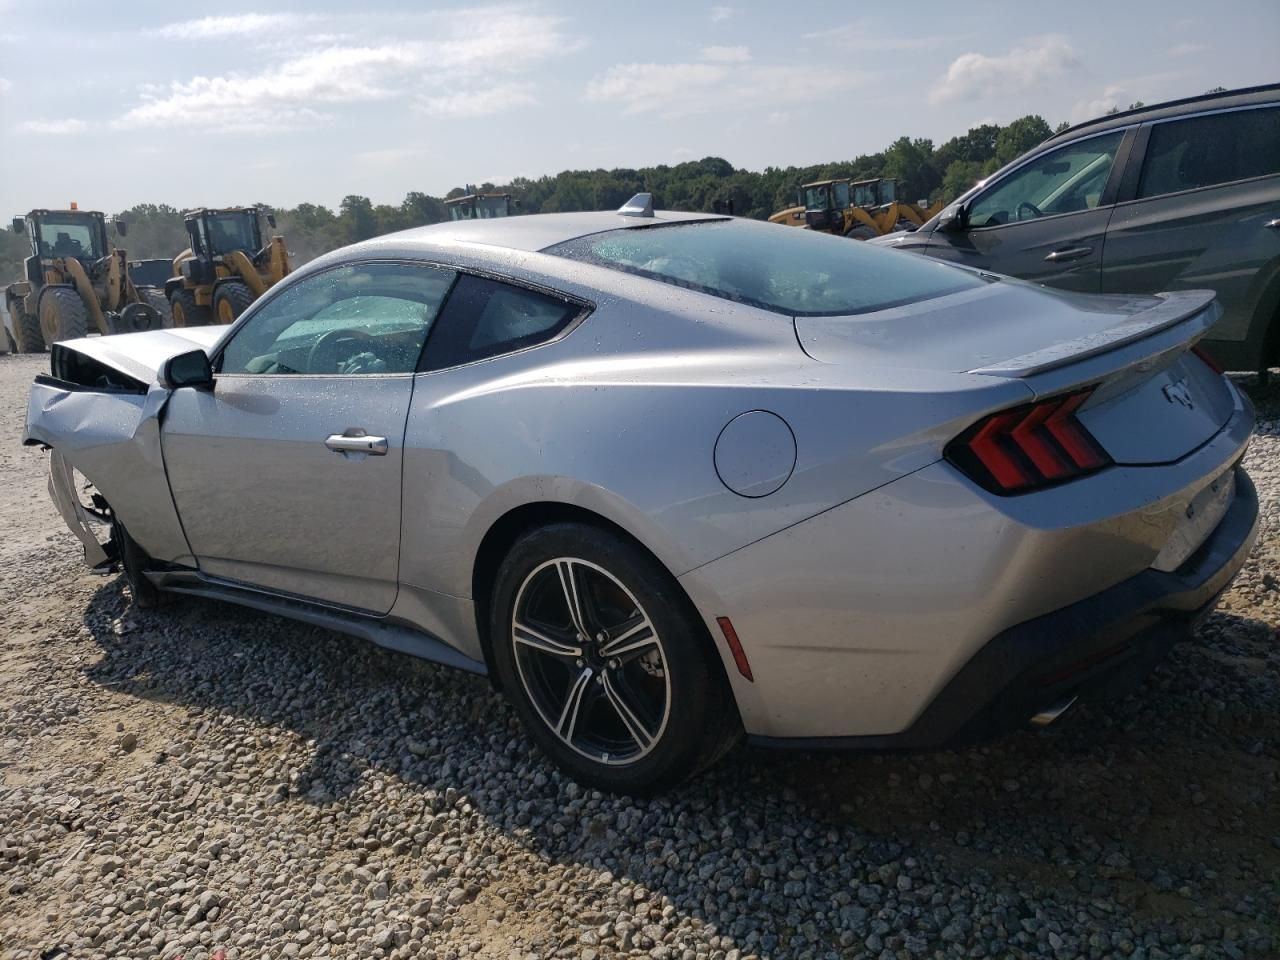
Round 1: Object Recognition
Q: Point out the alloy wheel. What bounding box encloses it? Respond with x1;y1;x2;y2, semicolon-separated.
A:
511;557;671;766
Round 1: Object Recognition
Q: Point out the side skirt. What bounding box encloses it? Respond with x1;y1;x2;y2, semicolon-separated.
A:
146;570;488;676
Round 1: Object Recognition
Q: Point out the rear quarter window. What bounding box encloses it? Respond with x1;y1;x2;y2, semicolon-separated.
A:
546;219;986;317
420;274;582;371
1138;105;1280;198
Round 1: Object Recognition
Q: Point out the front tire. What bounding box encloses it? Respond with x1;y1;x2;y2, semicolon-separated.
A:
110;518;163;609
38;287;89;343
168;288;211;327
490;523;740;795
141;287;172;327
213;281;255;324
9;302;44;352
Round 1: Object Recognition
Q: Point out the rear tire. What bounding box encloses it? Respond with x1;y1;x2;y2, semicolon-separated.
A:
9;302;45;352
490;522;741;795
141;288;172;327
110;518;164;609
38;287;89;343
844;224;878;240
168;288;211;327
213;281;255;324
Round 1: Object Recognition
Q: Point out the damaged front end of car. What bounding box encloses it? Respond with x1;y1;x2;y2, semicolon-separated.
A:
22;332;220;571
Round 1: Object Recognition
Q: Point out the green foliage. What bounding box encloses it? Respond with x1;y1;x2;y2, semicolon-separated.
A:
0;113;1074;285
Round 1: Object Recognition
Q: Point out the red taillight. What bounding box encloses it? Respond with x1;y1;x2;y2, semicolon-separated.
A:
1191;344;1224;375
946;388;1112;494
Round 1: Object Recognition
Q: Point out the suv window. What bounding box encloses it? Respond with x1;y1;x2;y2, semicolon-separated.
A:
1138;106;1280;199
220;262;456;375
968;131;1125;228
421;274;581;371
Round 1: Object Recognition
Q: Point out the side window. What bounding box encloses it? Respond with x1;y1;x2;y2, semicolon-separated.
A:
421;274;581;372
968;131;1125;228
1138;106;1280;199
220;262;456;375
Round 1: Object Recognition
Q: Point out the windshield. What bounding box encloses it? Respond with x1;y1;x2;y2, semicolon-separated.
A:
547;218;986;317
204;213;259;255
852;183;877;207
36;215;103;259
803;184;831;210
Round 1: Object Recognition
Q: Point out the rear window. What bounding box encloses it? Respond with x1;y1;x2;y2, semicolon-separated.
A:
546;219;986;317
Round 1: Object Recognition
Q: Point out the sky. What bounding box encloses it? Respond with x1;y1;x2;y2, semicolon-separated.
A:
0;0;1276;214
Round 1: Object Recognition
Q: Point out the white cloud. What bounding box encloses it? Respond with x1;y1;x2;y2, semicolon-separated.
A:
0;76;10;95
115;7;575;133
1169;42;1205;57
18;118;88;134
115;45;419;131
150;14;301;39
1070;84;1126;123
701;45;750;63
804;25;950;51
416;82;537;117
586;61;862;118
930;35;1079;104
709;5;737;22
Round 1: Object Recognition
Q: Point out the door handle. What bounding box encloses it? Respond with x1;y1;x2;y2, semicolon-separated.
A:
325;429;388;456
1265;218;1280;229
1043;245;1094;263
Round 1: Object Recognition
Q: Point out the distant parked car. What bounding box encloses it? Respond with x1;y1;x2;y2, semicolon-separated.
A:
25;203;1257;794
872;84;1280;371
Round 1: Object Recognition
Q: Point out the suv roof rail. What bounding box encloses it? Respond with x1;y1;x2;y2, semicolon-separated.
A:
1054;82;1280;141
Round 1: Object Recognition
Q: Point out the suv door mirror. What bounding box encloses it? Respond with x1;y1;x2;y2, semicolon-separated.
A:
161;349;215;391
936;202;968;234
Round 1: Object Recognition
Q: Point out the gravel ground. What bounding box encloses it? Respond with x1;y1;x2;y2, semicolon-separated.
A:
0;351;1276;960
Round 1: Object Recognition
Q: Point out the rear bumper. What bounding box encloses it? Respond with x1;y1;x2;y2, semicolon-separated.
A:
751;464;1259;751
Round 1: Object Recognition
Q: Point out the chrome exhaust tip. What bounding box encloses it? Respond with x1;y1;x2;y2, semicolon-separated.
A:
1029;695;1078;728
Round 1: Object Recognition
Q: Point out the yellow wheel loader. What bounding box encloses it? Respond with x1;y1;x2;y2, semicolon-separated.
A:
3;207;169;353
769;179;947;239
165;207;290;326
445;189;516;220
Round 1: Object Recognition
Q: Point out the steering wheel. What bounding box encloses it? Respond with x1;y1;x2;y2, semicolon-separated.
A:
306;327;377;373
1016;200;1043;221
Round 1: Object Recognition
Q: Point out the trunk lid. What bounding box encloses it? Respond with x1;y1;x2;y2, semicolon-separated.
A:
794;279;1235;466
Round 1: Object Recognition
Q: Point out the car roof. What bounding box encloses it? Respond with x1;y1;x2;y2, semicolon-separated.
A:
372;209;728;254
1045;82;1280;146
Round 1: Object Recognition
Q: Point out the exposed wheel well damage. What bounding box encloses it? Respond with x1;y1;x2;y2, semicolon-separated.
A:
469;502;728;693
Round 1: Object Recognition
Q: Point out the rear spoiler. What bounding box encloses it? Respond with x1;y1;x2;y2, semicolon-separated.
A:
969;290;1219;378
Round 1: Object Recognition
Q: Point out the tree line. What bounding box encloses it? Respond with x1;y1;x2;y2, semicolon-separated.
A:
2;111;1073;282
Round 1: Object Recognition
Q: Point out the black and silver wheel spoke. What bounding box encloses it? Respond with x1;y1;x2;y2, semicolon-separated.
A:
513;619;582;659
555;559;594;639
555;667;594;742
601;671;657;751
512;556;671;766
598;615;659;664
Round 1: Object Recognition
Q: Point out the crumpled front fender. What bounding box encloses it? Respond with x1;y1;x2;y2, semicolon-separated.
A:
25;379;194;567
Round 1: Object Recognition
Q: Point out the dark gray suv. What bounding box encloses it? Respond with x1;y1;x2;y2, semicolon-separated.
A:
873;85;1280;371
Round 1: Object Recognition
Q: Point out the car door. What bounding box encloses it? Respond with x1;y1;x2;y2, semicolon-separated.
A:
161;260;457;613
1100;104;1280;368
927;128;1131;292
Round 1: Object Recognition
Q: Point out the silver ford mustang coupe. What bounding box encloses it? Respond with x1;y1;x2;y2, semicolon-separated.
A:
23;197;1259;794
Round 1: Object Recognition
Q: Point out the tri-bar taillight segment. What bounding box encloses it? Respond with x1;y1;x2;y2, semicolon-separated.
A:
946;388;1112;494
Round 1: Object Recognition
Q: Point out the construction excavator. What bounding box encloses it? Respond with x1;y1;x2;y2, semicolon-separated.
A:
3;205;168;353
165;206;290;326
768;178;945;239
